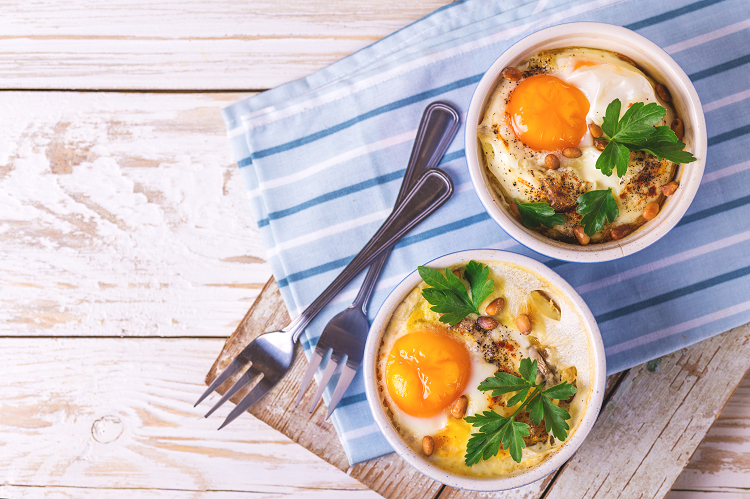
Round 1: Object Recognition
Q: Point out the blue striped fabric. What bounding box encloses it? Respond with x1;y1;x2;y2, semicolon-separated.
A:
222;0;750;465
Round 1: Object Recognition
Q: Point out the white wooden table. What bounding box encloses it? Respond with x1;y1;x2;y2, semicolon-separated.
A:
1;2;748;498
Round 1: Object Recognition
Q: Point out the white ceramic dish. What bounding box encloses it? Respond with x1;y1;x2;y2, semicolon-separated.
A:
465;22;707;262
363;249;606;491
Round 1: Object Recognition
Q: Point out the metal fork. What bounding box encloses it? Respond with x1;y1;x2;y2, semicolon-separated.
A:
195;167;453;428
295;102;460;417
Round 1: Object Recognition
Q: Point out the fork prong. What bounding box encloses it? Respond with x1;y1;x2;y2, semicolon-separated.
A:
325;363;358;420
295;347;326;408
218;377;272;430
195;356;245;407
204;365;260;418
308;355;342;414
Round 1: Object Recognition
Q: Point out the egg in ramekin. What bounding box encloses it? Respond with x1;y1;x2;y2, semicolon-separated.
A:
478;47;680;244
375;258;594;478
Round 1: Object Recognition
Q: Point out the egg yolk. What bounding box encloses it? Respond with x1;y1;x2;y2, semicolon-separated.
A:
385;325;471;417
506;74;590;151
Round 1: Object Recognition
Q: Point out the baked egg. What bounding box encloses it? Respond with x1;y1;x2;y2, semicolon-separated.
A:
376;261;593;477
478;47;682;243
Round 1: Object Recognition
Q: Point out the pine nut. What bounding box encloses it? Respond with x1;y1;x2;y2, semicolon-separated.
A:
476;316;498;330
502;66;522;81
661;181;678;196
450;395;468;419
573;225;590;245
422;436;434;456
616;52;637;66
485;297;505;316
594;138;608;151
545;154;560;170
656;84;672;103
671;118;684;140
516;314;532;335
562;147;582;158
611;224;631;240
453;269;461;278
589;124;603;138
643;202;659;221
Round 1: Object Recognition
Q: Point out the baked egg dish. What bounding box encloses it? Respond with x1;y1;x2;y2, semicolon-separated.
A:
375;260;593;477
478;47;688;244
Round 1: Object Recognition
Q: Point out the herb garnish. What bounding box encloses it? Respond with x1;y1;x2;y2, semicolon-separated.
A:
576;188;619;237
596;98;697;177
515;199;565;229
418;260;495;326
464;358;577;465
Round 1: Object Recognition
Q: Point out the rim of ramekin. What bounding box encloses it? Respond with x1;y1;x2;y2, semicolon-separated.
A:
363;249;606;491
465;22;707;263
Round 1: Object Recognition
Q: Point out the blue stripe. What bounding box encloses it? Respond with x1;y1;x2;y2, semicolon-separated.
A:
596;263;750;323
624;0;728;31
278;212;492;288
690;54;750;82
267;169;405;221
439;149;465;165
238;157;253;168
336;392;368;409
677;194;750;227
252;74;483;160
393;212;491;249
708;124;750;147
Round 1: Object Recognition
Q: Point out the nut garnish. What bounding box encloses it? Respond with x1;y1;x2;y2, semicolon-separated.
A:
502;66;522;81
422;436;434;456
656;84;672;103
643;202;659;221
485;297;504;316
573;225;590;245
545;154;560;170
611;224;631;240
594;138;608;151
516;314;532;335
661;181;678;196
671;118;684;140
450;395;468;419
562;147;582;158
588;123;603;138
476;316;498;330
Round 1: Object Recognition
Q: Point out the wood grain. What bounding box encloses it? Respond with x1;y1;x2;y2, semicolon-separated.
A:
210;277;750;499
0;91;270;338
0;0;451;90
0;336;380;498
669;375;750;497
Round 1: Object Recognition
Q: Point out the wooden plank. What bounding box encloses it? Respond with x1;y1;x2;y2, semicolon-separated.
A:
0;0;450;90
670;373;750;497
205;277;443;499
0;91;271;337
0;336;380;497
0;487;381;499
540;324;750;499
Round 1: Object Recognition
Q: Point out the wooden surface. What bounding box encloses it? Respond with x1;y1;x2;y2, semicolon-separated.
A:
2;1;750;498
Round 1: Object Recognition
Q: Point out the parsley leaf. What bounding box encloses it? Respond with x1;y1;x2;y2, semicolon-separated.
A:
464;260;495;312
515;199;566;229
576;188;619;237
418;260;493;326
464;358;578;465
596;98;696;178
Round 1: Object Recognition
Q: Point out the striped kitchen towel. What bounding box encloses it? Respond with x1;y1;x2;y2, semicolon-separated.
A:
222;0;750;465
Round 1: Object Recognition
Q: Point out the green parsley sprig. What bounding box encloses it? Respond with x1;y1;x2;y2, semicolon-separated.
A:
576;188;619;237
464;358;577;465
515;199;565;229
596;98;697;177
418;260;495;326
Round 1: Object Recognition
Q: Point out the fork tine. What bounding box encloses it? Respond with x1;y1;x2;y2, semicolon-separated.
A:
325;363;358;420
195;356;245;407
204;365;260;418
217;377;272;430
308;354;343;414
295;347;326;408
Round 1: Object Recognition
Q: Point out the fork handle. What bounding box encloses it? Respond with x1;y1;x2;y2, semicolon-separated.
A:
286;168;453;342
350;102;460;313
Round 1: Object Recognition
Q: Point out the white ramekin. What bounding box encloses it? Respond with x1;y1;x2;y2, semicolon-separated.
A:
465;22;707;262
363;249;606;491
